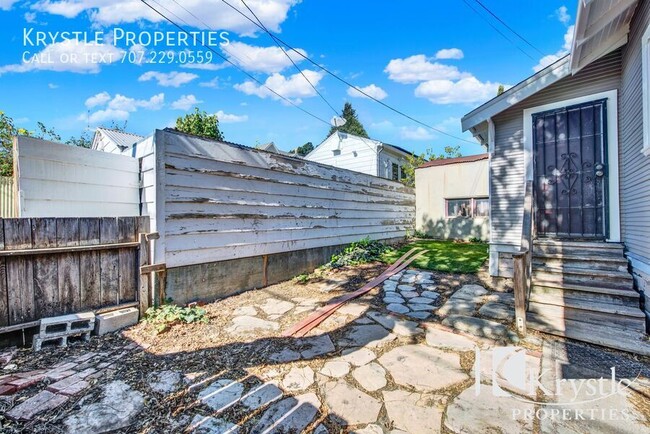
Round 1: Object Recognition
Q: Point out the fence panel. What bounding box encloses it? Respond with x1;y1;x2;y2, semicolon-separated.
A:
0;177;15;218
0;216;147;327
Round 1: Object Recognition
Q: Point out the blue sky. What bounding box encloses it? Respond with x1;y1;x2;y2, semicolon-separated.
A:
0;0;575;156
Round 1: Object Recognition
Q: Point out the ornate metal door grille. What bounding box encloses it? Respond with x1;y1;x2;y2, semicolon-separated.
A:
532;99;607;239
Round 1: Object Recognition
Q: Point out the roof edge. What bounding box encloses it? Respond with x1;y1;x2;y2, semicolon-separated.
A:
416;153;488;169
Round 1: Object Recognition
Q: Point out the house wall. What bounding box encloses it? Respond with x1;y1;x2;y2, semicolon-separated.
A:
490;50;622;276
378;147;408;180
305;133;380;177
155;130;415;303
620;0;650;323
415;159;489;240
14;136;140;218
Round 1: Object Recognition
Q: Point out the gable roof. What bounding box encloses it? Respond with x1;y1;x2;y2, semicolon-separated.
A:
417;153;488;169
92;127;145;151
308;131;412;158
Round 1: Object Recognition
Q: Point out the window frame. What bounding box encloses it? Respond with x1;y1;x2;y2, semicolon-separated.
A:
642;23;650;156
444;197;489;218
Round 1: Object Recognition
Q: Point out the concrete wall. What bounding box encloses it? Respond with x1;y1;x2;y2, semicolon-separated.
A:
14;136;140;218
415;158;489;240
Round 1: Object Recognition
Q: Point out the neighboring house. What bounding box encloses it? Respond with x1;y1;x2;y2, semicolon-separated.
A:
415;154;489;241
461;0;649;354
256;142;296;157
305;131;412;180
91;127;145;154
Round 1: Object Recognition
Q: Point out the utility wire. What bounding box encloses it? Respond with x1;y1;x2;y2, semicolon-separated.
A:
220;0;477;145
461;0;536;61
472;0;544;56
139;0;331;126
238;0;339;116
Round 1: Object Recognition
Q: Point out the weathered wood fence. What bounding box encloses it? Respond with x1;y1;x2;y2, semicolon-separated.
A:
0;216;150;328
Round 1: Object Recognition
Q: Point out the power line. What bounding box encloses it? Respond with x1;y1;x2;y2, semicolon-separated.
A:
139;0;331;127
472;0;544;56
220;0;477;145
460;0;536;61
238;0;339;116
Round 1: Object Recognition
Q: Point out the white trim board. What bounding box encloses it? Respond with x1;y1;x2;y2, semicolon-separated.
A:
522;89;621;242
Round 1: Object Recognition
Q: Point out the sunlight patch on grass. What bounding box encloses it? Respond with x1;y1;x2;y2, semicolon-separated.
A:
381;240;489;274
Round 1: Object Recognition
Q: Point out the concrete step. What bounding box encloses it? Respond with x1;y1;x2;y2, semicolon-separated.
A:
526;314;650;356
532;266;633;289
527;301;645;333
533;240;624;250
530;284;641;308
532;255;629;272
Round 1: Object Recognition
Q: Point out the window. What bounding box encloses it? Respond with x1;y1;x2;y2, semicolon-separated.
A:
642;23;650;156
400;166;407;181
391;163;399;181
445;197;489;218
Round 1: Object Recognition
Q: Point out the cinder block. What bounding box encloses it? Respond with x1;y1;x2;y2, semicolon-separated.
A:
94;307;139;335
33;312;95;351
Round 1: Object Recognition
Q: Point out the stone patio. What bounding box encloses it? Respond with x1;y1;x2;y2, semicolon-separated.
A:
1;267;648;433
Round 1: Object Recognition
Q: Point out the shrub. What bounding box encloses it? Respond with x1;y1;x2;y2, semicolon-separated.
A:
143;301;208;333
327;237;393;268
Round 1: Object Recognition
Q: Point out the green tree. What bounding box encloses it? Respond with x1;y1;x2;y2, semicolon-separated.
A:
175;108;224;141
66;131;92;148
0;111;30;176
291;141;314;156
400;145;463;187
327;102;369;138
497;84;505;96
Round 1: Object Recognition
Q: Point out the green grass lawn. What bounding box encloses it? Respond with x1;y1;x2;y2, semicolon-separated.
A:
381;239;489;274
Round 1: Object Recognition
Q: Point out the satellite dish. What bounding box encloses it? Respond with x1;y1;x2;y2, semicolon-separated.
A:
331;116;347;127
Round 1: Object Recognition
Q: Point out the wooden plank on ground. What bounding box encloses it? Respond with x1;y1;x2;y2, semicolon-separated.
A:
117;217;137;303
4;218;35;324
0;222;8;326
100;217;119;306
32;218;59;317
57;218;80;314
79;218;101;310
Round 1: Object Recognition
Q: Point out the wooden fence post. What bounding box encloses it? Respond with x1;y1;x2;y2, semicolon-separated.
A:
513;251;527;336
138;233;150;317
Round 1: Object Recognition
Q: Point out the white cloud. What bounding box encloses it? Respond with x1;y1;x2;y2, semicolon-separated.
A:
223;41;307;74
216;110;248;123
172;94;203;110
414;76;502;104
199;77;220;88
48;83;59;89
400;126;435;141
31;0;299;35
24;11;37;22
81;92;165;124
347;84;388;100
385;54;468;83
138;71;198;87
533;25;574;72
0;40;123;76
85;91;111;108
435;48;464;60
555;6;570;25
234;70;324;104
181;62;229;71
0;0;18;11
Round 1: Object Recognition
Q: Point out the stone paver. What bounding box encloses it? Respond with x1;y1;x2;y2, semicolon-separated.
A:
400;290;419;299
420;290;439;299
353;424;384;434
406;311;431;320
299;335;335;359
408;297;434;305
408;303;435;312
425;327;478;351
478;302;513;320
6;390;68;421
367;311;422;337
187;414;239;434
450;284;488;301
339;347;377;366
472;347;540;399
379;345;468;392
148;370;182;394
383;296;405;304
322;380;382;425
241;382;283;411
442;315;518;342
337;302;369;317
384;389;443;434
352;362;387;392
198;379;244;412
338;324;397;348
320;361;350;378
64;381;144;434
260;298;295;316
253;393;320;433
232;306;257;317
282;366;314;391
444;386;534;433
397;284;416;291
226;316;278;335
386;303;410;314
437;299;477;317
267;348;301;363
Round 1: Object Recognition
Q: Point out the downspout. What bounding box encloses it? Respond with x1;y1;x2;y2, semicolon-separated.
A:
487;118;497;276
376;144;383;178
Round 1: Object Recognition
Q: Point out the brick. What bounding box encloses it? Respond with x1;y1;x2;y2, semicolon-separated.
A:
76;368;97;379
46;370;76;381
74;352;97;363
52;361;77;370
56;380;89;396
7;376;42;391
47;375;89;396
0;375;18;385
0;384;17;395
94;308;138;336
6;390;68;421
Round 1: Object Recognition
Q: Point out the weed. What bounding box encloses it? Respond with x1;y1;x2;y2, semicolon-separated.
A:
143;300;208;333
327;237;393;268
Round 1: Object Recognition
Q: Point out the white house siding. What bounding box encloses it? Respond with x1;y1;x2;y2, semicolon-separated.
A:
14;136;140;218
490;50;622;276
378;148;408;180
156;130;414;268
305;133;380;177
620;0;650;315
